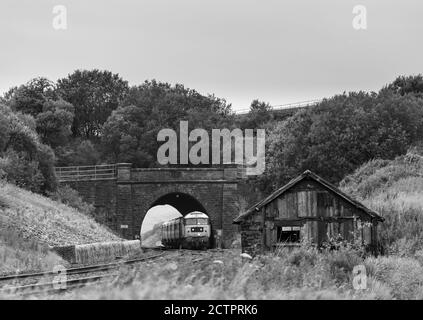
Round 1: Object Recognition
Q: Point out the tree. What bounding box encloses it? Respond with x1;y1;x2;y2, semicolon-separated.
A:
386;74;423;97
101;80;233;167
261;91;423;192
3;78;75;151
239;99;274;130
55;139;100;166
35;99;74;148
56;69;129;138
6;77;57;116
0;103;57;192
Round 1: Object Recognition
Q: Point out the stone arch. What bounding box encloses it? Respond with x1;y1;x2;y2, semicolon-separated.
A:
149;192;208;216
139;191;217;246
131;183;223;230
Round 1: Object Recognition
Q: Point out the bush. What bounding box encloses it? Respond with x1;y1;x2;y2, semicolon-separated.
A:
263;91;423;191
0;103;57;193
341;151;423;254
48;185;94;216
55;139;100;166
0;151;44;192
325;248;363;284
387;237;423;257
365;256;423;299
0;223;64;275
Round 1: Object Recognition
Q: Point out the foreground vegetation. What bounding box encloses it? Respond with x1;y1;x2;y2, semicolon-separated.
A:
0;227;65;275
0;180;121;275
4;244;420;300
341;149;423;256
0;181;120;247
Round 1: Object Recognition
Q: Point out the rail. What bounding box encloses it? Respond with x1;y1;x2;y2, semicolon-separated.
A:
55;164;117;182
0;251;167;296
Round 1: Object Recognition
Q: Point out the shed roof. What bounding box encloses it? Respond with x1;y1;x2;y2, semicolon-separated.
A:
233;170;384;223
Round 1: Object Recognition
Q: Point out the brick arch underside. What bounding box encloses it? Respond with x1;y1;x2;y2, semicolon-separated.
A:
150;192;207;216
132;183;224;241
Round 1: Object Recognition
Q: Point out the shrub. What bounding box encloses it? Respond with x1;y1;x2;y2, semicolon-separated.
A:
388;237;423;257
55;140;100;167
0;220;65;275
365;256;423;299
341;151;423;254
0;103;58;193
325;248;363;284
0;151;44;192
48;185;94;216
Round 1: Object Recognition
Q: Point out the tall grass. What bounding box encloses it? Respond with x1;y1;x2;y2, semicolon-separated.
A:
0;220;65;275
0;179;120;276
19;244;422;300
2;242;423;300
341;151;423;256
0;181;121;247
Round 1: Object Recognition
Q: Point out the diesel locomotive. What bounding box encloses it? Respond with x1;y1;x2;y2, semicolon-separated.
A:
161;211;211;249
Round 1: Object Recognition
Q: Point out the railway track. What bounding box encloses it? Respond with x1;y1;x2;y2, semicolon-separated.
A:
0;250;167;296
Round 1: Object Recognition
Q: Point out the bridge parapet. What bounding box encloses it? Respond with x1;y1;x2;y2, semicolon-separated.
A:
55;163;246;183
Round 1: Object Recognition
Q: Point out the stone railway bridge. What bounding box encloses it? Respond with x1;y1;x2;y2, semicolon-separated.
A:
56;164;253;248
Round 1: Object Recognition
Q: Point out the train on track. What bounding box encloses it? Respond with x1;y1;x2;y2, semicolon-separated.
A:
161;211;211;249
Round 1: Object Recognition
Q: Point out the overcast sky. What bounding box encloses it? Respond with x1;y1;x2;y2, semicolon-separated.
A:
0;0;422;111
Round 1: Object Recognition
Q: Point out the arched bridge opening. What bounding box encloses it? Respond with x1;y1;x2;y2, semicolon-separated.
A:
151;192;207;215
141;192;212;248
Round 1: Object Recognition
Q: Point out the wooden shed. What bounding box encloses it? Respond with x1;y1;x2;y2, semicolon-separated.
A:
233;170;384;255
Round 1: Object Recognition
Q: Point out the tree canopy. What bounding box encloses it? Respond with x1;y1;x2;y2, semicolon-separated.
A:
3;70;423;197
101;80;234;167
0;103;57;192
56;69;129;138
262;90;423;192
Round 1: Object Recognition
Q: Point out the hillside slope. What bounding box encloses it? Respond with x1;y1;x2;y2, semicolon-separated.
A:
340;151;423;253
0;225;65;275
340;152;423;200
0;181;121;247
141;222;163;247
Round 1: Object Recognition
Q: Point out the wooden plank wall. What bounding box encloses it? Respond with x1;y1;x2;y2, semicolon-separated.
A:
263;179;373;246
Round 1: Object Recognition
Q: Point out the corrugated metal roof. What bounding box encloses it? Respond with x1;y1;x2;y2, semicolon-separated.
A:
233;170;384;223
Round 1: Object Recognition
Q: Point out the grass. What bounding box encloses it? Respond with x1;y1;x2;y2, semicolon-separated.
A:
0;181;121;247
9;244;423;300
0;179;121;275
0;224;65;275
340;151;423;255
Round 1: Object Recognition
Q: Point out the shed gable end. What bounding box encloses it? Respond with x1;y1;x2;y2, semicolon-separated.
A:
264;179;371;221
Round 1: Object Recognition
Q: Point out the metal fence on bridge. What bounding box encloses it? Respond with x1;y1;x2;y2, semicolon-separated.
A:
236;99;322;115
55;164;117;182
